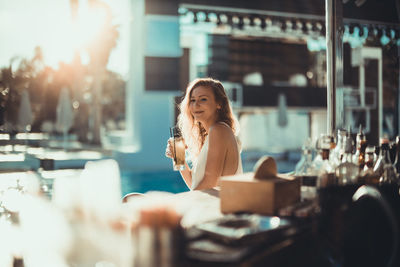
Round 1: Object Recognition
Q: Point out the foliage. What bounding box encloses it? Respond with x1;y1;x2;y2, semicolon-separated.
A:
0;46;126;135
0;0;126;141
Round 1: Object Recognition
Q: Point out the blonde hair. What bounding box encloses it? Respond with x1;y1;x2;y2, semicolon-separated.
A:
177;78;239;160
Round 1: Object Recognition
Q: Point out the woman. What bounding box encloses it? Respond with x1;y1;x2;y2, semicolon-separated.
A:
166;78;243;190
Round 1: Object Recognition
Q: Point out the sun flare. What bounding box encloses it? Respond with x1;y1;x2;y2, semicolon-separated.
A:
46;3;108;66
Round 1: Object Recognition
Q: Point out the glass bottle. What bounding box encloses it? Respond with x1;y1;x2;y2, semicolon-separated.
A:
352;126;367;171
331;129;347;168
373;138;397;184
336;134;359;185
363;145;379;185
393;136;400;174
311;135;324;172
316;135;336;188
295;138;316;200
295;138;314;176
363;146;376;172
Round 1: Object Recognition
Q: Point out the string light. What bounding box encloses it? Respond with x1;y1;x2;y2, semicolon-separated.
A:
204;12;210;23
301;21;308;33
349;24;355;35
281;20;287;32
260;17;266;30
216;13;222;26
227;14;233;26
368;25;374;37
320;24;326;36
376;28;383;38
312;22;319;32
249;16;255;27
238;16;244;29
291;20;298;30
358;25;364;37
193;12;198;23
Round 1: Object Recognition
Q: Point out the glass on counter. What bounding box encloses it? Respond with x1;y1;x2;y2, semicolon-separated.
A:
294;138;317;200
335;133;359;185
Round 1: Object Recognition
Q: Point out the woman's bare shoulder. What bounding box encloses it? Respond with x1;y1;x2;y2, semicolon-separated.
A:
209;123;234;139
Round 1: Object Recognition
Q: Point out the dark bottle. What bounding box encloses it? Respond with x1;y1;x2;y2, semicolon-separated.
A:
364;146;376;171
373;138;388;177
363;145;379;185
353;126;367;171
373;138;397;184
393;136;400;174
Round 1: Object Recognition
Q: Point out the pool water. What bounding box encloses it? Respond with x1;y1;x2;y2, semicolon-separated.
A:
120;170;190;196
120;155;298;196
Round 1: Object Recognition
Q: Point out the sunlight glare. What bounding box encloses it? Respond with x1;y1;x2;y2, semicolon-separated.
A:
73;6;108;51
1;0;130;76
45;3;107;66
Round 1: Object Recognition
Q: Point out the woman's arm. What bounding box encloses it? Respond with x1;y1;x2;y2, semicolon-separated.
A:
179;161;192;188
166;138;193;189
194;124;228;190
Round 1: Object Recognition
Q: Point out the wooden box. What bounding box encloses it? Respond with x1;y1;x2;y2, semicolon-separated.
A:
219;157;300;215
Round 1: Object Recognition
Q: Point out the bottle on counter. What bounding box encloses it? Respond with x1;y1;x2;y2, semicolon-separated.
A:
336;133;359;185
361;146;377;183
330;129;347;168
295;138;317;200
315;134;336;188
352;126;367;171
393;136;400;175
373;138;398;184
364;146;376;171
311;136;324;172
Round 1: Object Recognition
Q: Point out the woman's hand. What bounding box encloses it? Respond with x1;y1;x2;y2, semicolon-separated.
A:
165;138;174;159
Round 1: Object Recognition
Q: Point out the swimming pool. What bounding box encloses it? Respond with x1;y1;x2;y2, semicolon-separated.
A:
120;151;298;196
120;170;190;196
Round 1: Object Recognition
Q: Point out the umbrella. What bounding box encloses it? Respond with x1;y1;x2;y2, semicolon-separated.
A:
55;87;74;145
17;90;33;132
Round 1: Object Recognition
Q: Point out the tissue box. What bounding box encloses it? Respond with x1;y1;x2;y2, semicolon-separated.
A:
220;173;301;215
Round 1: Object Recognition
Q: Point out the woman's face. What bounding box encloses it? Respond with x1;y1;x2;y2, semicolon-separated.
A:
189;86;220;126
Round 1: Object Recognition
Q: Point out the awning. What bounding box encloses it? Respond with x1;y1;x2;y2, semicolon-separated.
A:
179;0;400;39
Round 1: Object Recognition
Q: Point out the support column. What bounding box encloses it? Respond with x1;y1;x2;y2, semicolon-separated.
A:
325;0;344;135
398;45;400;136
128;0;146;150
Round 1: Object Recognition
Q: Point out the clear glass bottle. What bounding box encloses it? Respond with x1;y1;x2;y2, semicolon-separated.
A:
295;138;314;176
295;138;317;200
316;135;336;188
331;129;347;168
311;135;324;172
336;134;359;185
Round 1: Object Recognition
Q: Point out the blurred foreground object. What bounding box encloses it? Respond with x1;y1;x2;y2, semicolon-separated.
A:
133;205;183;267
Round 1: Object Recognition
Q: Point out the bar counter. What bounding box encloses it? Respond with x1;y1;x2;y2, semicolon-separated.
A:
132;185;400;267
0;169;399;267
125;189;324;267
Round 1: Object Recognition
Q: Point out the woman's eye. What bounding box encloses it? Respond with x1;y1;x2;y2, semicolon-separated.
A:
200;98;207;102
190;99;195;103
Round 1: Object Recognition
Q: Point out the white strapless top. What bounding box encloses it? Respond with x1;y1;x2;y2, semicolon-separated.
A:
191;123;243;190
